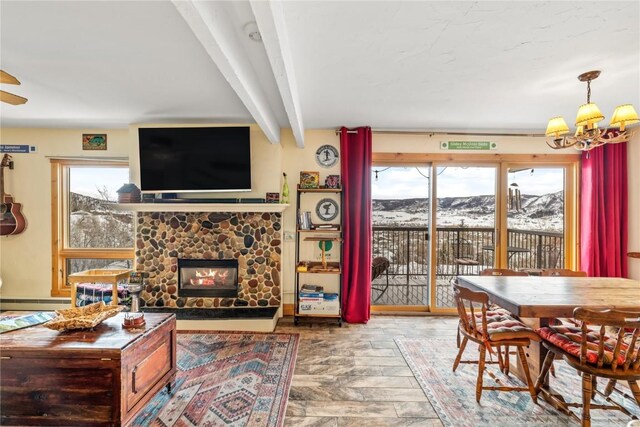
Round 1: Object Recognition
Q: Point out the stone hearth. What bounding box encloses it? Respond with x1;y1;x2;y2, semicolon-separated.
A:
135;211;282;309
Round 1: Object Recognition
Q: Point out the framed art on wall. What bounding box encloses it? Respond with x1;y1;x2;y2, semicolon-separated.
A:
315;198;339;221
315;145;339;168
300;171;320;189
82;134;107;150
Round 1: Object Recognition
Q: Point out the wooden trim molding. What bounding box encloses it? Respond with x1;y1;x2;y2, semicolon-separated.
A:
371;305;430;313
373;152;580;165
283;304;295;316
50;160;133;297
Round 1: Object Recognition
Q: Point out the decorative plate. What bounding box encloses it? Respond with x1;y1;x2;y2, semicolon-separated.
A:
315;145;339;168
316;198;339;222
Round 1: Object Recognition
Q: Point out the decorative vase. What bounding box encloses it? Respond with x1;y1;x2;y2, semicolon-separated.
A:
281;172;290;204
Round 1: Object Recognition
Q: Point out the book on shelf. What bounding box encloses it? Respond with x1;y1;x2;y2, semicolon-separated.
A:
299;293;323;299
301;284;323;293
315;224;340;231
299;297;324;302
297;210;313;230
323;293;339;301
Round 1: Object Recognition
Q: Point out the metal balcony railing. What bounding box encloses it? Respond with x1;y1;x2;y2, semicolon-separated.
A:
372;226;564;307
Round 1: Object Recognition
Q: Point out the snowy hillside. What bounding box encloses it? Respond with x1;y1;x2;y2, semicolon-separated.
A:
373;191;564;232
69;192;133;248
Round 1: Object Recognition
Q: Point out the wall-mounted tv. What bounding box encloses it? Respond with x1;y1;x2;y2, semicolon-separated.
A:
138;127;251;193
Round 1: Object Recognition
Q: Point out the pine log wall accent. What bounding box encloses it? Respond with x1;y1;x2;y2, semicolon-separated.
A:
136;211;282;309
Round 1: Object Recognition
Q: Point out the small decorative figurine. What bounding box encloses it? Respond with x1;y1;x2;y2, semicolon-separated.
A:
281;172;290;204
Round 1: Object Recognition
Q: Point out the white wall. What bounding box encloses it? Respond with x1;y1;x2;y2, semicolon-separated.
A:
0;128;130;298
628;131;640;279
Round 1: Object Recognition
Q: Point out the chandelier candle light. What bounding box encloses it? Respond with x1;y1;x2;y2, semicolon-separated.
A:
545;70;638;151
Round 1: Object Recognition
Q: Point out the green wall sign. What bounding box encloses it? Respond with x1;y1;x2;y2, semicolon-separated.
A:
440;141;497;150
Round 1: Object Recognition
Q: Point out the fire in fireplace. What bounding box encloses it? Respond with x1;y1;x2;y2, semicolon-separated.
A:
178;259;238;298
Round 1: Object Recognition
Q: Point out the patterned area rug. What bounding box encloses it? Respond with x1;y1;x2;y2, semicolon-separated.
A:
133;332;299;427
396;337;639;427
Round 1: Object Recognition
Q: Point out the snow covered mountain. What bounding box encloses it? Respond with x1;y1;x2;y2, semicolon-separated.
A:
373;191;564;231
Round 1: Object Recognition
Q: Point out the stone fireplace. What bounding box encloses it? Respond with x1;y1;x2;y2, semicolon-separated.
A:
135;210;282;309
178;258;238;298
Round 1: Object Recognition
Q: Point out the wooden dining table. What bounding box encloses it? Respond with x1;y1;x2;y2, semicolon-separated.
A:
456;275;640;382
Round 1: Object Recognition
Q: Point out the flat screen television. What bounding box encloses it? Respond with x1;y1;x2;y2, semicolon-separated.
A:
138;127;251;193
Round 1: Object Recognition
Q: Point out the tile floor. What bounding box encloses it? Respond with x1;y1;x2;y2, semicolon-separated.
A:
276;315;457;426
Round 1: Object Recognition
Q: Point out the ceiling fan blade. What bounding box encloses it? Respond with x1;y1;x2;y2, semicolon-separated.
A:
0;70;21;85
0;90;28;105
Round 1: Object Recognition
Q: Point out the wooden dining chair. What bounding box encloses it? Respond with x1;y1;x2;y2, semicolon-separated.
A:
478;268;528;373
535;308;640;427
452;284;539;403
479;268;528;277
541;269;587;277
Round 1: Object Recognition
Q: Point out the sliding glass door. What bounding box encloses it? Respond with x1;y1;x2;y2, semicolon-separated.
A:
370;154;578;313
504;165;574;272
371;166;431;308
432;166;497;309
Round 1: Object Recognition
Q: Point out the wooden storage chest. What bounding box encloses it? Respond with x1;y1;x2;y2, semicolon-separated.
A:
0;313;176;426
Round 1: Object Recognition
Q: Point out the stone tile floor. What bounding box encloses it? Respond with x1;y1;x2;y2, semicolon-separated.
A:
276;315;456;426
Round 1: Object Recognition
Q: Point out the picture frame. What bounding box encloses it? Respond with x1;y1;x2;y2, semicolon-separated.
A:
266;192;280;203
300;171;320;189
325;175;340;189
82;134;107;151
315;198;339;222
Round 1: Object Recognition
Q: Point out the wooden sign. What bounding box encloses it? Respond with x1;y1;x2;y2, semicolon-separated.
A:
440;141;497;150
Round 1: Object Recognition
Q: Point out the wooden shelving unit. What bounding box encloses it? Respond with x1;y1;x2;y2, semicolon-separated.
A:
295;187;343;326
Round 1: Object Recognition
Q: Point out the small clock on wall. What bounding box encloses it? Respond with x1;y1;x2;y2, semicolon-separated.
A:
315;145;339;168
316;198;339;222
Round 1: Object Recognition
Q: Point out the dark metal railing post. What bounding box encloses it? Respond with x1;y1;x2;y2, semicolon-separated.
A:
405;229;410;288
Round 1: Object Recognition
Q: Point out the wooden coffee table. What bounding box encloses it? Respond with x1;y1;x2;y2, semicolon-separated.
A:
0;312;176;426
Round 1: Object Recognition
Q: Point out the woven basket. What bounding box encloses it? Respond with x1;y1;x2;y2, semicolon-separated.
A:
43;301;124;331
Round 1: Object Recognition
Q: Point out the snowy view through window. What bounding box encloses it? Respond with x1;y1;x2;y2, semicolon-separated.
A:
67;167;134;274
371;166;565;307
372;167;564;231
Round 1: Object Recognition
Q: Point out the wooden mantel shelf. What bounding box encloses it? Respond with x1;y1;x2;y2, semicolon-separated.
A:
112;203;290;213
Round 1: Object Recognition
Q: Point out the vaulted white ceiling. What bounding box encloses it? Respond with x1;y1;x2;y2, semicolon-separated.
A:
1;1;639;146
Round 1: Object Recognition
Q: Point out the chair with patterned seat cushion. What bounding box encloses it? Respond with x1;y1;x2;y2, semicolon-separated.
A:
453;270;526;352
478;268;529;374
540;268;589;377
535;308;640;427
452;283;539;403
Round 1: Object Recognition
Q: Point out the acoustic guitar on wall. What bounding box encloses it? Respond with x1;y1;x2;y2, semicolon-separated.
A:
1;154;26;236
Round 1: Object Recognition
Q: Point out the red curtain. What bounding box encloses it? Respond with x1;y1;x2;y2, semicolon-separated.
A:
580;141;628;277
340;126;372;323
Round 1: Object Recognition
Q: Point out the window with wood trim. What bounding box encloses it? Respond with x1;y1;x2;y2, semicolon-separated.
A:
51;160;134;297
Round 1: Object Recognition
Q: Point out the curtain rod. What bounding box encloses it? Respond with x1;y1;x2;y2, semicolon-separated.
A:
335;129;544;137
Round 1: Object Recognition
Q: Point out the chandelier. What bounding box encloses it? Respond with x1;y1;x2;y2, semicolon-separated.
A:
545;70;638;151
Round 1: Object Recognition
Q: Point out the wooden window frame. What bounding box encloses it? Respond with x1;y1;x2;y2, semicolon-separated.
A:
50;159;134;297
